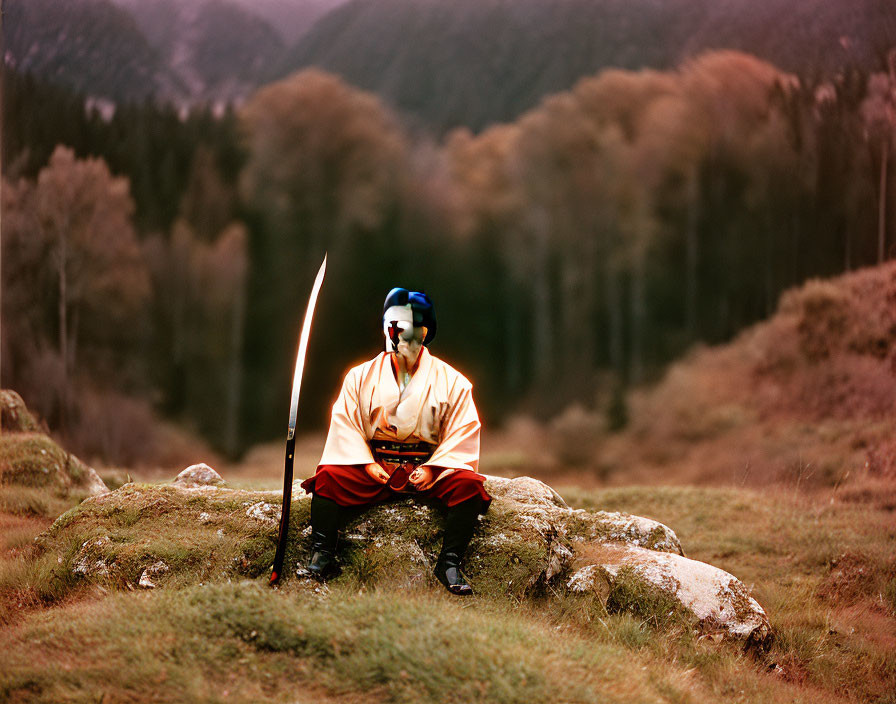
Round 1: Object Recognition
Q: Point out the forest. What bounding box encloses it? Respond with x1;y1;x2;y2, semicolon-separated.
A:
2;49;894;465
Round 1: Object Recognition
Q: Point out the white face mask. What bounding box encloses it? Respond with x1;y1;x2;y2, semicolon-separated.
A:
383;304;425;364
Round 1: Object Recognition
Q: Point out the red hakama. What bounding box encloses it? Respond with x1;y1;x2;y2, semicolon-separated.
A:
301;464;491;508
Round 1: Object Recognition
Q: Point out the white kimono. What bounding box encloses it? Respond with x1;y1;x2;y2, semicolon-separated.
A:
318;348;480;483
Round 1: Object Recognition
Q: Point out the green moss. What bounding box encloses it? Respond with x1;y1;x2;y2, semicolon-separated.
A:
340;539;430;589
66;457;85;482
564;511;612;540
465;505;560;598
237;535;278;578
467;541;551;599
605;566;692;630
0;434;95;520
0;434;69;489
32;484;284;590
35;481;570;597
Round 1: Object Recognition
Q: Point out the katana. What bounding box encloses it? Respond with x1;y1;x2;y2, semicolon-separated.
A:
270;253;327;585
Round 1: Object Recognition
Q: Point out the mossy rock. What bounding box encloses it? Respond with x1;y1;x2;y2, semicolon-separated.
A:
40;483;293;589
0;389;39;432
0;433;107;493
0;431;108;519
0;391;108;516
36;468;770;646
0;434;73;490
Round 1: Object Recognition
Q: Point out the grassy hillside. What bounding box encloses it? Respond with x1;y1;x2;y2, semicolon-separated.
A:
1;483;893;703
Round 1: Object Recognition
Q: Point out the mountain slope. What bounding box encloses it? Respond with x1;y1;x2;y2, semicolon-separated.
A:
8;0;896;121
6;0;286;105
3;0;180;102
124;0;286;103
279;0;896;130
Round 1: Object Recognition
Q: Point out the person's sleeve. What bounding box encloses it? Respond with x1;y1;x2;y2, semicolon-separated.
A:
421;383;480;475
318;369;376;467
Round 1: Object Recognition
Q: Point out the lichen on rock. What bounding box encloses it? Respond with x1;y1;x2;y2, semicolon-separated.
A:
138;561;170;589
245;501;281;526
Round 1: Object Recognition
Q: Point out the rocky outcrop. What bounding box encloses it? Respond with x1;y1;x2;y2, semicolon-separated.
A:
0;434;108;497
138;561;170;589
0;391;108;499
1;390;39;432
40;466;770;647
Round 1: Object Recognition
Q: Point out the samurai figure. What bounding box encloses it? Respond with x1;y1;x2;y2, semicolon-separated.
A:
300;287;490;595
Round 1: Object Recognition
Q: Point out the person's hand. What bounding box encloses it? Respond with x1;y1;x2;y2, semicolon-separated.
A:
409;466;434;491
364;462;390;484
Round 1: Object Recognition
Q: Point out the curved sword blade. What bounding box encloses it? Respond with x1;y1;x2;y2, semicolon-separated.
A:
287;254;327;440
270;253;327;585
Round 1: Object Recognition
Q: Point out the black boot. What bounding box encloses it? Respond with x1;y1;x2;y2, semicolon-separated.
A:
306;495;343;579
435;497;484;596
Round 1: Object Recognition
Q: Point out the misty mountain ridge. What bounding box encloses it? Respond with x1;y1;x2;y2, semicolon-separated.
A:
278;0;896;130
5;0;303;106
121;0;286;104
3;0;180;103
6;0;896;126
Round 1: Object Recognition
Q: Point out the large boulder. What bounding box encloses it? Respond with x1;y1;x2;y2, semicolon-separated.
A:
566;544;771;647
37;466;770;647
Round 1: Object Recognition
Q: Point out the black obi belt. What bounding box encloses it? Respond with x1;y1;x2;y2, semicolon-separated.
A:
369;439;437;492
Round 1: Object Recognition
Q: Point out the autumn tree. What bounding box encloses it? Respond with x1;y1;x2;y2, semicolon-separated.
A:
241;69;407;256
1;146;149;427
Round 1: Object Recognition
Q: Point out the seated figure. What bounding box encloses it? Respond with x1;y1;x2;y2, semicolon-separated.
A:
301;287;490;595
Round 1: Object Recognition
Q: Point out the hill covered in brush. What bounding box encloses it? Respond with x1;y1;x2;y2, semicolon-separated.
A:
572;262;896;492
